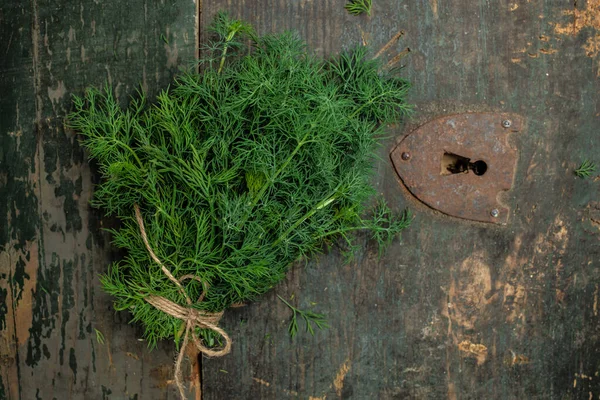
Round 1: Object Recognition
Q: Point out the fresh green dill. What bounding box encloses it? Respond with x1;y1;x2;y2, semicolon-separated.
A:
68;12;411;349
575;160;596;178
345;0;372;16
277;295;329;338
95;328;105;345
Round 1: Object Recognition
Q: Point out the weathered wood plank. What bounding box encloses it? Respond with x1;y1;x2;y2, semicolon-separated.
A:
0;0;199;398
200;1;600;399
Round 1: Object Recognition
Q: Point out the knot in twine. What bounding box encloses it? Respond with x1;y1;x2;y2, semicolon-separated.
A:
134;205;231;400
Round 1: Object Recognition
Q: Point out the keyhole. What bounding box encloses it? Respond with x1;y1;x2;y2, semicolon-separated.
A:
441;152;487;176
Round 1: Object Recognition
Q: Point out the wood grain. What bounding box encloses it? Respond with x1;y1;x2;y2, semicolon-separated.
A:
200;1;600;399
0;0;199;398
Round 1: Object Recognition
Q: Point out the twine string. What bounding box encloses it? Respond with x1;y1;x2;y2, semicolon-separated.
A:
134;204;231;399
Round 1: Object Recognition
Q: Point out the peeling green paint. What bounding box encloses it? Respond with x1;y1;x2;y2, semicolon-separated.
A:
26;253;62;367
59;257;75;366
55;175;83;233
11;254;30;304
101;385;112;399
0;287;7;331
69;347;77;383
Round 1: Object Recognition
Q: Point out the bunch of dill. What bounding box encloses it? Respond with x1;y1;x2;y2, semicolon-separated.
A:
68;13;411;348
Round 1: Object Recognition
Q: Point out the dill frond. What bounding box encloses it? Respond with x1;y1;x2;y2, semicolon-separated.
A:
345;0;372;16
69;13;411;348
575;160;595;178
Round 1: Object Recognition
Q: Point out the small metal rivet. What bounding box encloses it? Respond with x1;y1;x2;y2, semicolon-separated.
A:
490;209;500;218
502;120;512;128
401;152;411;161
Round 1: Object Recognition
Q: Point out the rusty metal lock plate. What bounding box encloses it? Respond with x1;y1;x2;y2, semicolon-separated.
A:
390;113;523;224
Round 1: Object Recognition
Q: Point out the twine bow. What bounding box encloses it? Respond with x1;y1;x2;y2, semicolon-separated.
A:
134;204;231;399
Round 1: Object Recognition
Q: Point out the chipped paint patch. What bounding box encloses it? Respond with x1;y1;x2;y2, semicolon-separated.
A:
47;81;67;106
446;252;493;330
333;358;351;396
553;0;600;72
430;0;438;19
0;241;38;346
505;351;530;366
458;340;488;365
252;377;271;387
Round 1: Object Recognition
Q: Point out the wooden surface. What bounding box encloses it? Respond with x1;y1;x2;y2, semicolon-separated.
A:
0;0;199;398
2;0;600;399
199;1;600;399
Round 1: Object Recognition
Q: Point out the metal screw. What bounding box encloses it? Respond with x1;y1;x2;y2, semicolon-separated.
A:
502;120;512;128
490;209;500;218
401;152;411;161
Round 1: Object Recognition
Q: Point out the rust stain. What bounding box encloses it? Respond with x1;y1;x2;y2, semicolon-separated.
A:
458;340;488;365
252;377;271;387
391;113;523;225
333;358;351;397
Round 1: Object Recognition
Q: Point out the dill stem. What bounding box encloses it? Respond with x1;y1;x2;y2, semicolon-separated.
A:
316;225;369;239
276;294;296;312
116;139;143;168
249;134;311;209
349;89;397;118
274;192;338;247
218;44;229;75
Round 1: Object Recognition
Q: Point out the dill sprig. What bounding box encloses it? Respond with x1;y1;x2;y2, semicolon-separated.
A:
345;0;372;16
575;160;596;178
277;295;329;338
68;12;411;349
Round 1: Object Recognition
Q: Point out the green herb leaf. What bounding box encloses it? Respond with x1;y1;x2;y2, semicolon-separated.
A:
345;0;372;16
278;295;329;338
69;13;411;349
95;329;105;345
575;160;596;178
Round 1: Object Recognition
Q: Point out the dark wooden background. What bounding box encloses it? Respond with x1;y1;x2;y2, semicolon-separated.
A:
2;0;600;399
